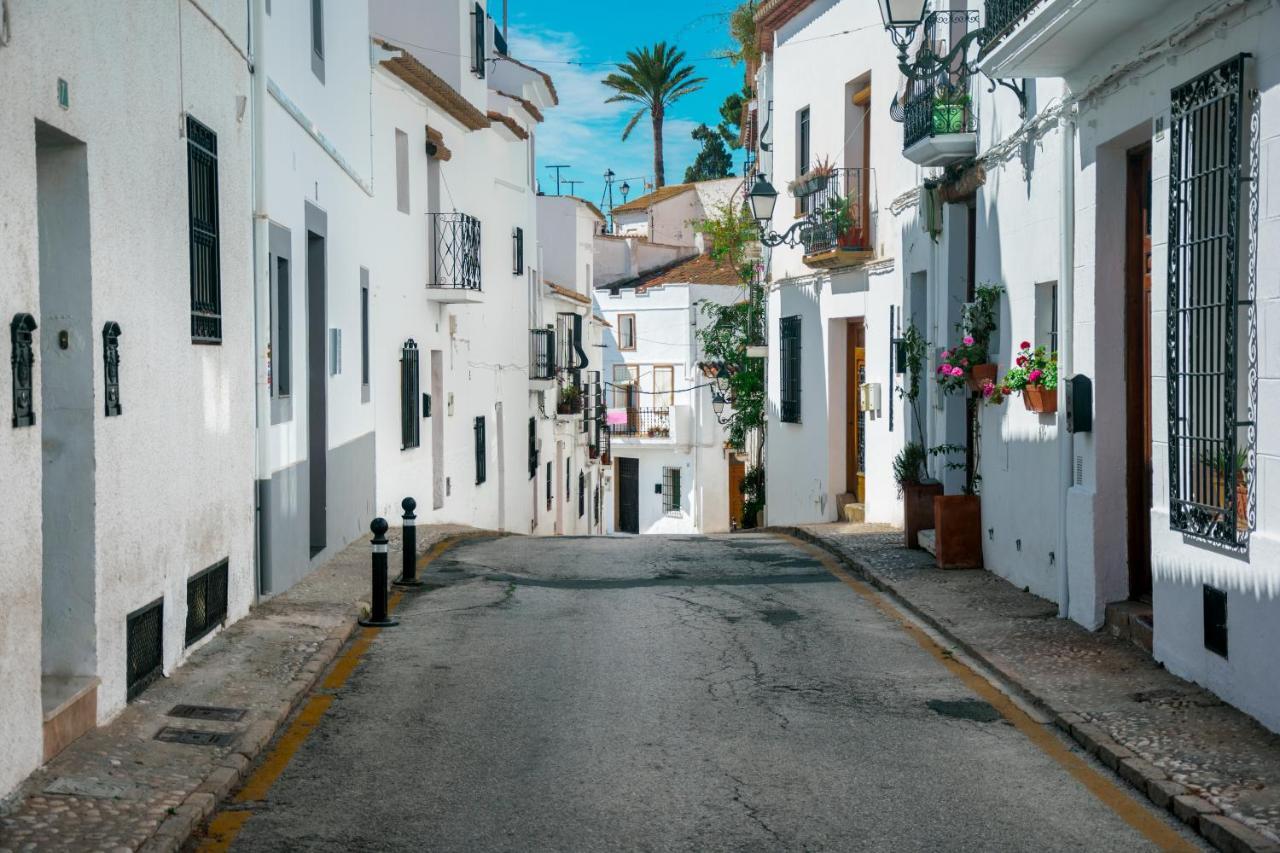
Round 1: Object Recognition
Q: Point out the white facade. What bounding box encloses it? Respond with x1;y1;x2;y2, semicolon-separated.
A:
0;0;254;794
757;0;1280;733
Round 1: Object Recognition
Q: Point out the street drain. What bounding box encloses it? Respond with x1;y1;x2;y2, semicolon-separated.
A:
154;727;238;747
760;608;803;627
926;698;1001;723
168;704;247;722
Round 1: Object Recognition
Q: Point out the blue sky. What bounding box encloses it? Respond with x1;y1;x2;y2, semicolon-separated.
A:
507;0;747;210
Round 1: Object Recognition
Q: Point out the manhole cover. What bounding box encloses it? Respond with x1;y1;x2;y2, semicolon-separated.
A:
154;727;237;747
168;704;247;722
926;698;1001;722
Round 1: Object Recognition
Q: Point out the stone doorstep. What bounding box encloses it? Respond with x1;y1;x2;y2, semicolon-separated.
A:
774;526;1280;853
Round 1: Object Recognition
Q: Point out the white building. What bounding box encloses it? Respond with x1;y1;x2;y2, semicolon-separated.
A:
596;253;742;534
754;0;1280;733
0;0;254;793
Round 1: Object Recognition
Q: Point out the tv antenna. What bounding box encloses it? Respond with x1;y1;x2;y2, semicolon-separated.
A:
545;165;571;196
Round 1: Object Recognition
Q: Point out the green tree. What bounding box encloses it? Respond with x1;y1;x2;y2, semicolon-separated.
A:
684;124;735;183
718;89;746;149
602;43;707;188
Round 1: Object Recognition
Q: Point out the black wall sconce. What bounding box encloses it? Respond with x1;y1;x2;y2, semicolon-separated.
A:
103;321;122;417
11;313;37;428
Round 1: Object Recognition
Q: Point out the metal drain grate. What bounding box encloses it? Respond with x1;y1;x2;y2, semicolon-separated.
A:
154;727;237;747
167;704;246;723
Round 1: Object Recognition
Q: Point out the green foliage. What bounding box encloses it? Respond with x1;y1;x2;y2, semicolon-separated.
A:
602;43;707;187
897;323;929;435
718;89;747;149
998;342;1059;395
694;201;758;281
892;441;928;493
684;123;735;183
936;282;1004;395
965;283;1004;351
724;2;761;68
741;464;766;528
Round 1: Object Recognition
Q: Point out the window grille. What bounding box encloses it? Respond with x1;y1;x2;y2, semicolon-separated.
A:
578;471;585;518
528;416;538;479
10;313;36;428
530;328;555;380
186;116;222;343
546;461;552;511
428;213;482;290
360;271;370;388
126;598;163;701
513;227;524;275
565;457;571;500
401;339;420;450
780;316;802;423
185;559;228;646
1167;54;1252;545
102;322;122;417
662;467;681;513
475;416;487;484
594;485;600;526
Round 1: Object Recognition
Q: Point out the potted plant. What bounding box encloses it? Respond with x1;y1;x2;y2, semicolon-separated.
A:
741;465;766;529
932;85;971;135
1201;448;1250;532
557;384;582;415
930;443;983;570
994;341;1058;413
894;324;944;548
788;155;836;197
935;283;1002;395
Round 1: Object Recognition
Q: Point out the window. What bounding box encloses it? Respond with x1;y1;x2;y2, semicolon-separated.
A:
395;129;410;214
1035;281;1058;355
360;269;370;392
546;461;552;511
780;315;802;423
594;484;600;526
612;364;638;408
1167;54;1250;544
471;2;486;78
565;457;571;501
618;314;636;350
474;416;487;484
186;116;222;343
528;416;538;479
662;467;681;513
652;365;674;407
513;227;524;275
310;0;325;82
797;107;811;177
274;256;291;396
578;471;585;518
401;339;420;450
126;598;163;701
185;559;228;646
556;312;577;371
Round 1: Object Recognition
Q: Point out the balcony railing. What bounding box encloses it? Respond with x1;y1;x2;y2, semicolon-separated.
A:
796;167;873;258
903;11;979;154
428;213;481;290
530;328;555;380
980;0;1044;54
609;407;672;439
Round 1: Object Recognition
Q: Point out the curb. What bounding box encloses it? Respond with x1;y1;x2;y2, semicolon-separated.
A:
136;531;480;853
766;525;1280;853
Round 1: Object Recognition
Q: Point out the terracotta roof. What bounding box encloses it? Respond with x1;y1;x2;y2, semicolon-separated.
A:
546;282;591;304
487;110;530;141
376;39;490;131
565;196;606;222
631;253;743;290
425;125;452;161
754;0;815;53
496;90;544;123
496;55;559;105
611;183;695;214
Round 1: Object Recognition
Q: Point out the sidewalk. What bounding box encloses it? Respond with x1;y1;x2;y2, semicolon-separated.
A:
0;523;481;853
777;522;1280;853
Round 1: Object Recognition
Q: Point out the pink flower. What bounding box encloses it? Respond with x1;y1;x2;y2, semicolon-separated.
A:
1028;369;1043;384
936;365;945;374
941;350;951;360
951;366;964;377
1020;341;1031;351
963;336;974;346
960;358;969;366
981;381;995;398
1016;356;1027;367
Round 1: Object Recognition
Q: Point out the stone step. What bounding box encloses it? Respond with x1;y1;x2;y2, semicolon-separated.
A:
917;529;938;557
1104;600;1154;655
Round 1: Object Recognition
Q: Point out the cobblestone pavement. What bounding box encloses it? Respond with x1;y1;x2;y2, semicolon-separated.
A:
0;524;477;853
790;523;1280;850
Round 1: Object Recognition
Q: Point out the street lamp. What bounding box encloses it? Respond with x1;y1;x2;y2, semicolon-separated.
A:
620;181;631;202
746;173;809;248
876;0;929;58
711;392;726;418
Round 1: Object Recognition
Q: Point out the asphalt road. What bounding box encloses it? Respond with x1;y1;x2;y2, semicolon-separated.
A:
224;534;1203;852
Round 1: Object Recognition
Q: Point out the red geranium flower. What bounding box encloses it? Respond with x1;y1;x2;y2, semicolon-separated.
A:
1020;341;1031;350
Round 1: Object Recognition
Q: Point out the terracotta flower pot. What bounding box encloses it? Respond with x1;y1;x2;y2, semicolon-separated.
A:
902;480;944;549
1236;480;1249;531
966;363;998;393
933;494;983;570
1023;385;1057;414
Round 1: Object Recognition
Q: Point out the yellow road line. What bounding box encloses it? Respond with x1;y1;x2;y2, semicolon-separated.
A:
777;534;1197;853
196;536;466;853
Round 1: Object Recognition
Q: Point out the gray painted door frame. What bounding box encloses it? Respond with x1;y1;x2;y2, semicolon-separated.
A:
306;203;327;558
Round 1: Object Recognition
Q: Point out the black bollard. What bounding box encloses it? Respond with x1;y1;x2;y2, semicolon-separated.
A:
359;517;399;627
393;497;422;587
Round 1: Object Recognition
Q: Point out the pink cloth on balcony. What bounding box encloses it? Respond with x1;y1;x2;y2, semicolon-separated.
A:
606;408;629;426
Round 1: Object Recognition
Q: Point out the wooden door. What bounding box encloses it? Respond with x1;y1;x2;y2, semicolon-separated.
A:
1125;144;1153;600
617;457;640;534
846;322;866;501
728;457;746;529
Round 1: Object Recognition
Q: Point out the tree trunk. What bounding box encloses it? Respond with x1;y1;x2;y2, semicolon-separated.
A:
652;109;665;188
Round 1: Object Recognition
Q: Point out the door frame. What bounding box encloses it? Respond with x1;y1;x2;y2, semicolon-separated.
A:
616;456;640;534
846;320;866;501
1124;143;1153;600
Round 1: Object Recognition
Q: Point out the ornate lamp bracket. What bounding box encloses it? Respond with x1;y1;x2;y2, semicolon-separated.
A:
984;72;1029;119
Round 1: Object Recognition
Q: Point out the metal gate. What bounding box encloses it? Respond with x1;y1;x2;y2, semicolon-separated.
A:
618;457;639;534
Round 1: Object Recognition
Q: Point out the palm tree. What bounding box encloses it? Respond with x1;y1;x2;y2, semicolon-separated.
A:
602;43;707;188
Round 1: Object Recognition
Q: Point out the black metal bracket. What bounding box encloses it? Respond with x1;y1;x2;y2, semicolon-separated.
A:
757;220;809;249
984;72;1029;118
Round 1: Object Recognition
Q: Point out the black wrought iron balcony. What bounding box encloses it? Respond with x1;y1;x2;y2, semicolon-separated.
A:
428;213;481;291
980;0;1045;54
795;167;873;265
902;12;979;167
530;328;555;380
609;407;672;439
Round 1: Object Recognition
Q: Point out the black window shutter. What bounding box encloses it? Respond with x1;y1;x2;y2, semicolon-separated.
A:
513;227;524;275
472;3;486;77
475;416;487;484
528;416;537;479
187;116;222;343
780;316;801;423
401;339;420;450
578;471;585;517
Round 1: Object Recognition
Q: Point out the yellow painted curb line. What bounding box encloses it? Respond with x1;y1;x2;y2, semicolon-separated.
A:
195;534;473;853
773;533;1197;853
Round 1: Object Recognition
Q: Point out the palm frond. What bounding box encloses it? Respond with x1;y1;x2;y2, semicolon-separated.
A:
621;107;647;141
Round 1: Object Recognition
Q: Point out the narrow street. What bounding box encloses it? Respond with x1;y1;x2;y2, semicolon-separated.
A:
207;535;1201;852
